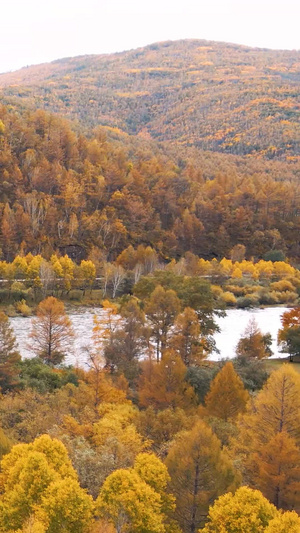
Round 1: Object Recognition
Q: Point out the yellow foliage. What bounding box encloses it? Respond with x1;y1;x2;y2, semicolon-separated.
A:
201;486;278;533
205;362;249;421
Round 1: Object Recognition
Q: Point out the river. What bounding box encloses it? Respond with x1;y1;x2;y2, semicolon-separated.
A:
9;306;288;367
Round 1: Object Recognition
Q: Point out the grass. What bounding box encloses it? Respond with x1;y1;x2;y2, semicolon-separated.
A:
265;356;300;374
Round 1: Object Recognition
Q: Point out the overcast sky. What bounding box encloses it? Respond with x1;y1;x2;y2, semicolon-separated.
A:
1;0;299;74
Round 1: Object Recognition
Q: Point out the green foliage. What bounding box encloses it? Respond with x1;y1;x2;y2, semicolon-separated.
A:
19;358;78;393
263;250;286;262
185;364;219;404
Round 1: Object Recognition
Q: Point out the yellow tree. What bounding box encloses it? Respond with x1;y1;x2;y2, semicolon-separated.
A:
78;259;96;294
265;510;300;533
138;350;197;411
133;453;174;515
29;297;74;365
91;403;147;471
233;365;300;509
236;317;272;360
205;362;250;421
200;486;278;533
36;477;94;533
0;434;93;532
169;307;206;366
96;469;165;533
145;285;181;361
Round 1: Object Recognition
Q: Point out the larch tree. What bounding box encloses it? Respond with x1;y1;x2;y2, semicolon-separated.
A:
165;420;239;533
232;365;300;510
236;316;272;360
204;361;250;421
145;285;181;361
252;431;300;509
138;350;197;411
104;297;146;382
29;297;74;365
0;311;21;392
169;307;206;366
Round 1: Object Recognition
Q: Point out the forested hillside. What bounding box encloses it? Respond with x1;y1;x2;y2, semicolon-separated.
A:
2;38;300;533
1;103;300;261
1;40;300;159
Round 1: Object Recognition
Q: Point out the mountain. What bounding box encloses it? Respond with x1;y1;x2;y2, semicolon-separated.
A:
1;40;300;160
1;101;300;262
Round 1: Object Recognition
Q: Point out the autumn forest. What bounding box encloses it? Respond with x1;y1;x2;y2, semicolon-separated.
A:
0;38;300;533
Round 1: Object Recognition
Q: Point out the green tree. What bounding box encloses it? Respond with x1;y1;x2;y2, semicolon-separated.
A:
29;297;74;365
0;311;21;392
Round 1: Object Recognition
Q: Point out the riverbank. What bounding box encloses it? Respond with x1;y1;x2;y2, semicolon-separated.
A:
9;306;288;368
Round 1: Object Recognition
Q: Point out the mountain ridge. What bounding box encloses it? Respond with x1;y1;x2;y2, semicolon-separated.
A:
1;39;299;160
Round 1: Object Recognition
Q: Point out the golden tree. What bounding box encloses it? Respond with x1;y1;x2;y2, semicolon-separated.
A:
200;486;278;533
236;317;272;360
169;307;206;366
233;365;300;509
204;361;250;421
29;297;74;365
138;350;197;411
166;420;239;533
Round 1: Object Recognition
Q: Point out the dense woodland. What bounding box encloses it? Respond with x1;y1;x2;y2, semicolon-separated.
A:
1;39;300;532
0;293;300;532
1;103;300;261
0;40;300;159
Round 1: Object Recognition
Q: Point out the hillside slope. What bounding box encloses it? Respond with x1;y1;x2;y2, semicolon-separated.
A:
1;103;300;261
1;40;300;159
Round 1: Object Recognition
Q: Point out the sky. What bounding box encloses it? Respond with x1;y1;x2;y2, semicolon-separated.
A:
1;0;300;74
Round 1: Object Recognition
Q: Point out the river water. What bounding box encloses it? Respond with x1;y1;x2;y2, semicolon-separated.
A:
9;306;288;367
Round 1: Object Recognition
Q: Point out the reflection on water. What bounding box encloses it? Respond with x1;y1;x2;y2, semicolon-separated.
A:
10;306;288;367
